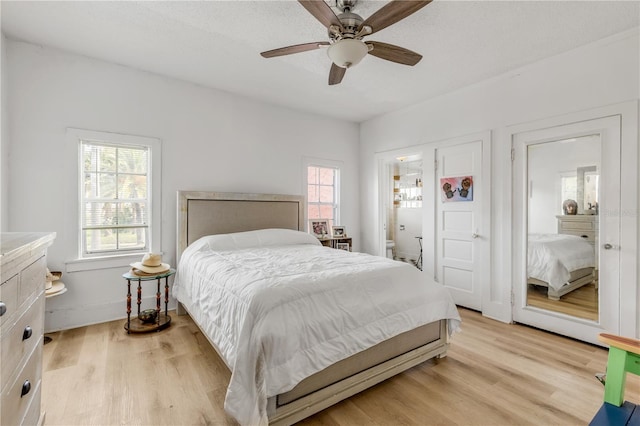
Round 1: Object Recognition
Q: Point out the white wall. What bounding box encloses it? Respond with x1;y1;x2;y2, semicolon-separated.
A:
5;40;360;331
359;29;640;323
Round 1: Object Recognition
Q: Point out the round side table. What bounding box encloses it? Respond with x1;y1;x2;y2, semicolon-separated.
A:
122;269;175;334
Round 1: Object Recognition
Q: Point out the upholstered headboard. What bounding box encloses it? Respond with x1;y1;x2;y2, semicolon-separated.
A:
176;191;305;261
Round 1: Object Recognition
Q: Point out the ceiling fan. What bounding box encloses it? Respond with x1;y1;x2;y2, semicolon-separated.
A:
260;0;432;85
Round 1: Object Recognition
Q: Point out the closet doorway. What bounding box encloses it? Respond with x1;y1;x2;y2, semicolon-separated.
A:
511;103;638;345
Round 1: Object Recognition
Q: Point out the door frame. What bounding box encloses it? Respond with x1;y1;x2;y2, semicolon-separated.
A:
426;132;492;311
375;131;491;311
508;101;638;343
375;147;426;258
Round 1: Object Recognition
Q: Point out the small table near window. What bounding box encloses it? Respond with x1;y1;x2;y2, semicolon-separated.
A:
122;268;175;334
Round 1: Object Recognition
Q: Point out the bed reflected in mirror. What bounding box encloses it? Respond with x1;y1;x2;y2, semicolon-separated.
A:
526;135;600;321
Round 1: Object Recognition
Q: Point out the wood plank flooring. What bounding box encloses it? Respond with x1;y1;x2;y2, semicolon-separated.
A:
527;282;598;321
42;308;639;425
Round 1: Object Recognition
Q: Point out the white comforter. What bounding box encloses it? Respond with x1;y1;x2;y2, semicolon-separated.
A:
528;233;596;290
173;229;460;426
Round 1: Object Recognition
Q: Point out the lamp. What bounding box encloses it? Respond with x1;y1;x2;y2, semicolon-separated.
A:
327;39;369;68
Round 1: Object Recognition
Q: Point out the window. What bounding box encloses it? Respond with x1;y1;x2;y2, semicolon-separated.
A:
560;172;577;213
70;129;161;261
306;162;340;230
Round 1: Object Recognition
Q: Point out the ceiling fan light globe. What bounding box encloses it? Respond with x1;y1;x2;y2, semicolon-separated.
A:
327;39;368;68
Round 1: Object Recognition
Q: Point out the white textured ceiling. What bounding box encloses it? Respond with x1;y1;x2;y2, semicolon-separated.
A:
2;1;639;122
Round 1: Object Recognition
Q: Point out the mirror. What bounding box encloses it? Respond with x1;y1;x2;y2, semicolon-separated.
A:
526;135;600;321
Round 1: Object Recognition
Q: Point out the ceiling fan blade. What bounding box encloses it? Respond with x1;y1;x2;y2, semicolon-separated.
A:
298;0;345;31
367;41;422;66
329;63;346;85
359;0;432;35
261;42;330;58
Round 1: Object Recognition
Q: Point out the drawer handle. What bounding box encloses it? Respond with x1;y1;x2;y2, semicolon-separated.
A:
0;302;6;317
23;326;33;341
21;380;31;397
581;235;589;239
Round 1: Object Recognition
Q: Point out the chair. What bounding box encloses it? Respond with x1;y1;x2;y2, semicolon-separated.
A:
589;333;640;425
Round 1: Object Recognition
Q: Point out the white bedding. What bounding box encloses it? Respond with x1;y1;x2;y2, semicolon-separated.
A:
173;229;461;426
527;233;596;290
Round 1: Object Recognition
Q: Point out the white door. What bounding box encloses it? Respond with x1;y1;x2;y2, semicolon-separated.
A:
434;139;488;310
512;116;622;344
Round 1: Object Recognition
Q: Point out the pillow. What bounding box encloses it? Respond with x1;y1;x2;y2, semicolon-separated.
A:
193;228;321;252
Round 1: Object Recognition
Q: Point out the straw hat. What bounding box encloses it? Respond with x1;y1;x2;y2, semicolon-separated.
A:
45;268;62;290
130;253;170;275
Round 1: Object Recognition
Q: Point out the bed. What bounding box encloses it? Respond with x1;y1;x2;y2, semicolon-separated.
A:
173;191;461;426
527;233;596;300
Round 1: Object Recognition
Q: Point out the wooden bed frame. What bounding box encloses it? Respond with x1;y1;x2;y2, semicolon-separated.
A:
176;190;450;425
528;267;596;300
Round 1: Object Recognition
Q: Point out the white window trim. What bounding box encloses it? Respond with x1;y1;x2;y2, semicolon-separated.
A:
302;157;342;229
66;128;162;272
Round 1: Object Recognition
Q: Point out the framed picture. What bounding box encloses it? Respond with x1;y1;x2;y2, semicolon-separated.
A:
331;226;346;238
309;219;330;238
440;176;474;202
336;242;350;251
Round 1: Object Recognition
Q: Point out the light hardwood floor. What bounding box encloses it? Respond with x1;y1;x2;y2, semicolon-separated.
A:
42;308;638;425
527;282;598;321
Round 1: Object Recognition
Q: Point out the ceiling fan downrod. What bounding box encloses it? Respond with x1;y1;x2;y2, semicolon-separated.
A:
330;0;364;41
336;0;357;13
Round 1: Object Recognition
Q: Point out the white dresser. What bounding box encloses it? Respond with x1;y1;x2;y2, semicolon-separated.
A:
1;232;55;426
556;214;598;244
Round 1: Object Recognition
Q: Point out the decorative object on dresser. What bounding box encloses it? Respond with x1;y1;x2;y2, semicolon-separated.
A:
1;232;55;426
562;199;579;215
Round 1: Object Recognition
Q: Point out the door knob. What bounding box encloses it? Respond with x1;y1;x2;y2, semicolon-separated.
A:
603;243;615;250
472;233;479;239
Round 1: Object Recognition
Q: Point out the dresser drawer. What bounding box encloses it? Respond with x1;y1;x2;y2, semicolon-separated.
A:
1;343;42;426
18;382;42;426
1;296;44;388
19;256;46;306
559;220;596;232
562;230;596;243
0;274;19;328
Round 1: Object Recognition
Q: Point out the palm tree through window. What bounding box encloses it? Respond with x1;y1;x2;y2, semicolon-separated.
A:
81;141;149;255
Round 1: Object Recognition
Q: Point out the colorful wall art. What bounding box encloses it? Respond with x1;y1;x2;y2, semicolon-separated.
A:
440;176;474;202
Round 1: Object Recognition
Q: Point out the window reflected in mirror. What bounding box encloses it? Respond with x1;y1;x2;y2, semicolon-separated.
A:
526;135;600;321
